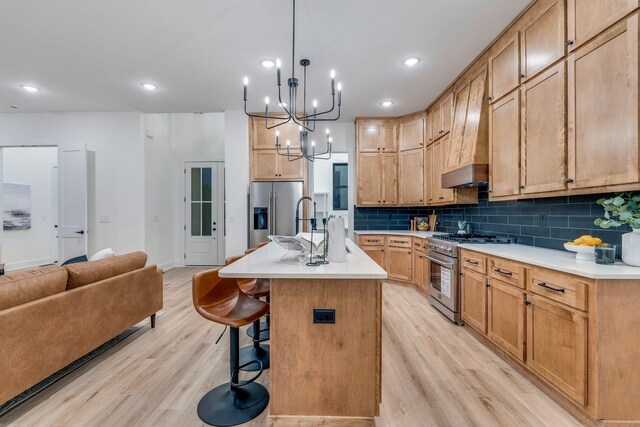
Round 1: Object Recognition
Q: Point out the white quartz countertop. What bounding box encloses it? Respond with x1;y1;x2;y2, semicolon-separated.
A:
219;238;388;280
354;230;444;239
458;243;640;280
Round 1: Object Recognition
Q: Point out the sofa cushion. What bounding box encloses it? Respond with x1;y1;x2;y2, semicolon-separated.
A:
65;251;148;290
0;266;68;310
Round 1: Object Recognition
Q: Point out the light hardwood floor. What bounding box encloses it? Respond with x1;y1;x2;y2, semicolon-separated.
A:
0;268;581;427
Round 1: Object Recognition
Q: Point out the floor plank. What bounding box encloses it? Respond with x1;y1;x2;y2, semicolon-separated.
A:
0;268;581;427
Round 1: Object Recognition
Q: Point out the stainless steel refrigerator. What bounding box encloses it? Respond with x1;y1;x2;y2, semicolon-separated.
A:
249;181;303;247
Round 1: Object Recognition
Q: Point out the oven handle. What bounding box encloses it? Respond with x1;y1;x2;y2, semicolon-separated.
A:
423;254;455;270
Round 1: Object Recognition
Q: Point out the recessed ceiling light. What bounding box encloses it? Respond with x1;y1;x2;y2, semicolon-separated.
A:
403;57;421;67
20;85;41;92
141;83;158;91
381;100;394;107
261;59;275;69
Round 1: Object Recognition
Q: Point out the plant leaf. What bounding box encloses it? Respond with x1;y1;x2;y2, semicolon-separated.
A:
613;197;625;206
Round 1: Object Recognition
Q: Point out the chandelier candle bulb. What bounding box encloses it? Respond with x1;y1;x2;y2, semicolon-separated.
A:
243;77;248;101
331;69;336;94
276;58;282;85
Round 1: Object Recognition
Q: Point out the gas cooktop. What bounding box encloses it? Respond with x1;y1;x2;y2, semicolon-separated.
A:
433;233;512;244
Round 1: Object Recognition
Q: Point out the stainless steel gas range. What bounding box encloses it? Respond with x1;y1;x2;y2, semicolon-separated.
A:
426;234;510;325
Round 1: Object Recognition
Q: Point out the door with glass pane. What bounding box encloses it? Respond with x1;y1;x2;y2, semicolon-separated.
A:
185;162;224;265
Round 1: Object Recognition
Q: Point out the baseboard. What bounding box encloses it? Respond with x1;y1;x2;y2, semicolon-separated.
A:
5;257;55;272
158;261;178;272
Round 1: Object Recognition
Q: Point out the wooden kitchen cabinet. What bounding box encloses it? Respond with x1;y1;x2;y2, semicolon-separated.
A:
567;0;639;51
413;248;428;293
568;13;639;190
521;62;566;194
488;278;526;362
489;89;521;198
251;150;305;180
399;149;424;205
488;36;520;103
362;246;385;270
252;118;301;150
461;269;488;334
520;0;565;82
427;91;454;144
386;246;412;282
399;113;425;151
526;294;587;405
357;153;397;206
431;137;455;204
356;119;398;153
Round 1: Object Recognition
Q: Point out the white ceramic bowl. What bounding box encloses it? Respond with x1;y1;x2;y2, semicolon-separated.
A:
564;243;595;261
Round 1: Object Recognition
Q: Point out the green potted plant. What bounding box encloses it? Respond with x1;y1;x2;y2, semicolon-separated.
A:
595;193;640;266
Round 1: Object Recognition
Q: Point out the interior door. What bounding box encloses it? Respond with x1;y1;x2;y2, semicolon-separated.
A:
58;144;87;263
185;162;224;265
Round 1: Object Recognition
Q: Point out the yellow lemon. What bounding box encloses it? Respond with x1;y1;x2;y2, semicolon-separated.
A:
594;237;603;245
573;238;585;245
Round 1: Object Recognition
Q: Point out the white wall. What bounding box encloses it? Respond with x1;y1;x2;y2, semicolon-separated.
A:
0;112;145;260
2;147;58;269
224;110;249;257
144;113;225;267
313;152;349;222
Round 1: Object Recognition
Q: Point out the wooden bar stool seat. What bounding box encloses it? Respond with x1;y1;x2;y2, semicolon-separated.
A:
192;268;269;426
225;254;271;370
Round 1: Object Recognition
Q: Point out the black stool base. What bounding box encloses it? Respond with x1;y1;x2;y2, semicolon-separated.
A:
246;322;269;340
239;345;270;371
197;382;269;427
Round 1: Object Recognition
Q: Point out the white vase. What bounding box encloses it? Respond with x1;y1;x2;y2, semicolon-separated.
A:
622;228;640;266
327;217;347;262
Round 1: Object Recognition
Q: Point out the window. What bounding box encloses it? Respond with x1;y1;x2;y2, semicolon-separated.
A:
332;163;348;210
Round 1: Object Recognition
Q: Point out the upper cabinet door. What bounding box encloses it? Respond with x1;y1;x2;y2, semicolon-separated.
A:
425;144;434;204
488;35;520;103
279;122;302;149
489;89;521;198
357;153;382;205
448;84;471;170
436;136;456;204
521;0;566;82
381;153;398;205
357;121;383;153
428;105;440;144
399;115;425;151
521;62;567;194
440;92;454;137
568;14;639;189
399;149;424;205
567;0;639;51
253;118;278;150
277;155;305;180
381;119;398;152
252;151;279;180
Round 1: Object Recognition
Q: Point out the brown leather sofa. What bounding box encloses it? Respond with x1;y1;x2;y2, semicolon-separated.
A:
0;251;163;404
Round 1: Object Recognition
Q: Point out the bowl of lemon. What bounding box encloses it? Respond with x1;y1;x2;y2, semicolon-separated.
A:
564;235;602;261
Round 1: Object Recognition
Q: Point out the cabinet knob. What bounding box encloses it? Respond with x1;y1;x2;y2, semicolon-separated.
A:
377;147;380;151
525;300;532;306
566;39;574;46
486;284;491;288
519;184;525;189
566;178;574;184
382;147;386;150
486;96;492;101
520;73;525;78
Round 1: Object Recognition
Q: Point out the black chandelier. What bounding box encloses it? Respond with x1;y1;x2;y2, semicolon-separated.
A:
243;0;341;162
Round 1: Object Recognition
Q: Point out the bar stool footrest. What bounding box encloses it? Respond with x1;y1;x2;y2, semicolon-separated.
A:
239;344;270;371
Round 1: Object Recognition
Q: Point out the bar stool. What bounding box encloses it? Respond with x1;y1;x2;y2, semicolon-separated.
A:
192;268;269;426
225;255;270;371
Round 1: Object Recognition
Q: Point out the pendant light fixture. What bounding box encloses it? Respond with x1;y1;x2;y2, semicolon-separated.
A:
242;0;341;162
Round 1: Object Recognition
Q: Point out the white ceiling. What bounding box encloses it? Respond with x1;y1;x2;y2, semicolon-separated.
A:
0;0;529;120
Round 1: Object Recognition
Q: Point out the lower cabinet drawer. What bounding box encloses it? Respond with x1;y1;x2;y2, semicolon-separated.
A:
461;250;487;275
489;257;526;288
359;235;385;246
527;268;588;311
387;236;412;248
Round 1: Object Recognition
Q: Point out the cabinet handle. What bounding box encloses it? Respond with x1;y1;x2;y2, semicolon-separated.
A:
537;281;565;293
525;300;532;306
464;258;479;265
566;178;574;184
439;196;444;200
566;39;574;46
493;268;512;277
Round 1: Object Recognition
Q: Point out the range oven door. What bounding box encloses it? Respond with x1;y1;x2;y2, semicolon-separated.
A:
425;251;457;313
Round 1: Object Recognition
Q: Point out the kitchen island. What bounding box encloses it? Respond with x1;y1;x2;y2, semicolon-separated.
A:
219;239;387;426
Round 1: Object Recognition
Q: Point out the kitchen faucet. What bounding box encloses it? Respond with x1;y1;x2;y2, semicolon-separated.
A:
295;196;317;234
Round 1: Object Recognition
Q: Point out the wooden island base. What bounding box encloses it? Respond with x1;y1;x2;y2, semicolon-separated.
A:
268;278;382;426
